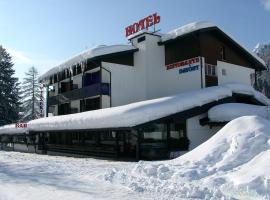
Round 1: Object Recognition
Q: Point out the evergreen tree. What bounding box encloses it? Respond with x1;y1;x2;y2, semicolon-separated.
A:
20;66;41;121
0;45;21;126
254;43;270;97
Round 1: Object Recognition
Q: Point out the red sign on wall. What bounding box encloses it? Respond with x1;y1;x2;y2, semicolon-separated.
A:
15;123;27;128
125;13;161;37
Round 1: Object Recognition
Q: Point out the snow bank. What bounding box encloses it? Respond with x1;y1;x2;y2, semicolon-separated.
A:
208;103;269;122
39;45;137;81
161;21;265;67
105;116;270;199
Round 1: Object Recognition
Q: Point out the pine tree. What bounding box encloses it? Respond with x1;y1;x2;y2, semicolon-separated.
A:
20;66;41;121
0;45;21;126
254;43;270;97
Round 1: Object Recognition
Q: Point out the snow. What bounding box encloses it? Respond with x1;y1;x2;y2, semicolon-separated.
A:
27;86;232;132
0;83;269;135
161;21;265;67
1;116;270;199
39;45;137;81
0;124;26;135
222;83;270;105
105;116;270;199
161;21;216;42
208;103;269;122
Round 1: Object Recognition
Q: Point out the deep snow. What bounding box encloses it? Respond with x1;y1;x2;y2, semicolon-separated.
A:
1;116;270;199
208;103;269;122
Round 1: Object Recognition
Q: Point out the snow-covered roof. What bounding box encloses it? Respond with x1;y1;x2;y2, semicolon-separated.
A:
39;45;137;81
208;103;269;122
0;83;269;135
161;21;266;67
0;124;27;135
161;21;216;42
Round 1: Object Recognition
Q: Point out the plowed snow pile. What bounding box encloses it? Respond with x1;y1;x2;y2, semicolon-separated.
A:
106;116;270;199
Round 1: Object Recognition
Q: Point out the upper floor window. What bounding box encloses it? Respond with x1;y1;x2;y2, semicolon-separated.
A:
219;46;226;60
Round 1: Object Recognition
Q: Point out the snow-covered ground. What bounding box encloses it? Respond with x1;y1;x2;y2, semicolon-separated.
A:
1;116;270;200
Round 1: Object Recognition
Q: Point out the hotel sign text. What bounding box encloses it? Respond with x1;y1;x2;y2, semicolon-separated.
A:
125;13;161;37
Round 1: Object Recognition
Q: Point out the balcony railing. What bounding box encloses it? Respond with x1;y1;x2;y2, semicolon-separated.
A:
48;83;110;106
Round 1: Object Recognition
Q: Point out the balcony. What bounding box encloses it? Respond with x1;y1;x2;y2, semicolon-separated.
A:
48;83;110;106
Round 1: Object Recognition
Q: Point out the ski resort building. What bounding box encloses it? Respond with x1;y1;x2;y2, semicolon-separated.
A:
0;21;268;160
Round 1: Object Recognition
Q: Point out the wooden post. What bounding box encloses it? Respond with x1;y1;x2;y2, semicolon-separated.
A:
136;130;141;161
115;131;119;158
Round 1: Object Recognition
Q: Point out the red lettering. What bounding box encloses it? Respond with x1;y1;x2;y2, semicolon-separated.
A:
125;25;134;37
153;13;160;24
138;18;146;31
133;22;139;33
125;13;160;37
166;57;201;70
146;15;153;29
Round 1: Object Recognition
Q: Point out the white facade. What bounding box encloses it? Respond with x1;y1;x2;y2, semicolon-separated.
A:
217;61;254;86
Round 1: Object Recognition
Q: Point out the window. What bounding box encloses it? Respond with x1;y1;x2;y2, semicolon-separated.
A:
169;122;189;150
80;97;100;112
219;46;226;60
137;36;145;43
205;64;216;76
222;69;227;76
142;123;167;142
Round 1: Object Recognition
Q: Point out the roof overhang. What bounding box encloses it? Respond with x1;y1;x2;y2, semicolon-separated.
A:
159;26;266;71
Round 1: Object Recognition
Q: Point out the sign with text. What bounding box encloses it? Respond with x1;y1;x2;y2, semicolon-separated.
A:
40;84;44;118
15;123;27;128
166;57;200;75
125;13;160;37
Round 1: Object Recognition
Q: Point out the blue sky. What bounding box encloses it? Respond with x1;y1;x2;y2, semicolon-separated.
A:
0;0;270;81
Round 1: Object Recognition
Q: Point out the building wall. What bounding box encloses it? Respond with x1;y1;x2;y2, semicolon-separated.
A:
72;74;82;89
187;113;221;150
101;95;110;108
199;31;256;68
132;33;203;100
70;100;80;113
102;62;143;107
217;61;254;85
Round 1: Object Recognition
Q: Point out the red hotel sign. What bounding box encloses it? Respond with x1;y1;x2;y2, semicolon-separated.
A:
125;13;161;37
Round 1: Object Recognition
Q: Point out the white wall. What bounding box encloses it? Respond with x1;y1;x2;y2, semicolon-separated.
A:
72;74;82;89
70;100;80;112
48;105;58;116
217;61;254;85
14;144;28;152
101;95;110;108
132;33;203;100
187;113;221;150
102;62;145;107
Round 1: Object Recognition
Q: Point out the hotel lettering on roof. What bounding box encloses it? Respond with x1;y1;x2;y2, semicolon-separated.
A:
0;15;267;160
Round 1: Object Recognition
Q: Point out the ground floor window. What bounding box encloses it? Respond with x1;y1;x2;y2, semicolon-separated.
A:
142;123;167;142
169;122;189;150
